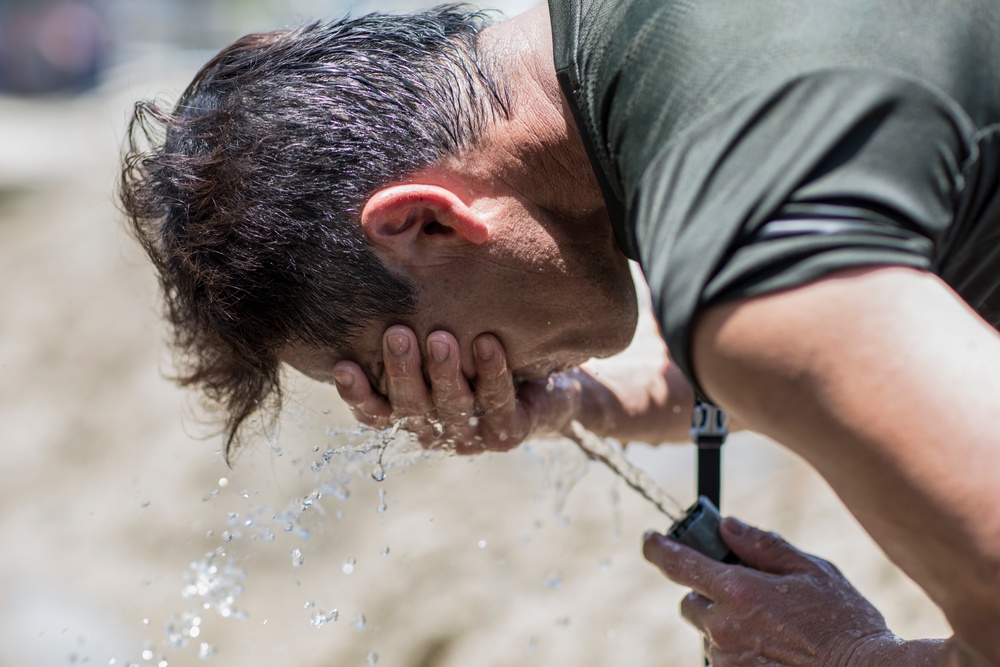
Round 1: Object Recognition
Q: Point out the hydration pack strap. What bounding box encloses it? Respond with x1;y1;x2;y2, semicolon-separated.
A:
691;399;729;507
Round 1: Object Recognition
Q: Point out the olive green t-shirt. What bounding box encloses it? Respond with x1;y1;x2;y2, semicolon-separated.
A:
549;0;1000;396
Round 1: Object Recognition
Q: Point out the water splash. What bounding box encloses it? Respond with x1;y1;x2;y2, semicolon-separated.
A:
181;548;247;621
309;609;339;628
566;421;685;520
352;612;367;632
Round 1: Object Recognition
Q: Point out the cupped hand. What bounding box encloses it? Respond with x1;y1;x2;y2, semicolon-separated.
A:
331;325;581;454
643;519;897;667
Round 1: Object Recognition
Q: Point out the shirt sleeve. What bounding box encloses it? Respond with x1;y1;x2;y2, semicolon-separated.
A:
629;69;977;398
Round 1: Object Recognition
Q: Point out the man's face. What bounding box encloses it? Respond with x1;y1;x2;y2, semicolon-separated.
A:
285;200;638;394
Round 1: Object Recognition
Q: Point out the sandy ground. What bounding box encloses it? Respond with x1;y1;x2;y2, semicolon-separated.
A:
0;39;952;667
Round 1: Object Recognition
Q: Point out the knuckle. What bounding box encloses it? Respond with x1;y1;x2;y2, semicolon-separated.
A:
679;591;704;621
715;569;751;603
755;529;785;552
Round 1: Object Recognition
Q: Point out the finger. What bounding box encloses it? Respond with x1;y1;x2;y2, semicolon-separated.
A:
642;530;732;600
426;331;476;424
720;518;819;576
473;334;531;449
383;325;433;418
679;590;714;632
333;360;391;428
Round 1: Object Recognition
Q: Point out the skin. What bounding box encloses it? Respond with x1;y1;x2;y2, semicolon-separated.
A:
644;519;970;666
285;4;1000;665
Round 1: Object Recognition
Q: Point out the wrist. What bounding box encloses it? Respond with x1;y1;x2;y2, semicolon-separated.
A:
842;632;952;667
531;369;586;437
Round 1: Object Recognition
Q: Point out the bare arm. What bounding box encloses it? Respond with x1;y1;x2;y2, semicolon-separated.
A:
692;266;1000;664
574;292;694;444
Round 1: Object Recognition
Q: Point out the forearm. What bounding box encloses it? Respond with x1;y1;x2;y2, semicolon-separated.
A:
693;267;1000;661
851;636;991;667
572;360;693;444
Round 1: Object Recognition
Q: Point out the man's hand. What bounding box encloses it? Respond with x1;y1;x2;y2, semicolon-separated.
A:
643;519;951;667
331;325;581;454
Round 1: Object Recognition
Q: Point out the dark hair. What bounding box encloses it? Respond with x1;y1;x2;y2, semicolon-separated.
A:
119;5;510;457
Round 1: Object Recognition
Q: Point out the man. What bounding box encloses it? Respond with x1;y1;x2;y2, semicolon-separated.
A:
121;1;1000;665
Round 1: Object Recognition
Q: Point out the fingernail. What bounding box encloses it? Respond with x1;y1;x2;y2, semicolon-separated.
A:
475;337;494;362
333;370;354;388
723;517;748;536
429;340;450;363
387;334;410;356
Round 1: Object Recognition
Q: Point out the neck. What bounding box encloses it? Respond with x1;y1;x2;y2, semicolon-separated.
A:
450;4;606;220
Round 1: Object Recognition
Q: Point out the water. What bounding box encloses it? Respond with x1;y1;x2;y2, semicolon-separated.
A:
137;418;678;665
352;613;367;631
566;421;685;520
376;488;387;514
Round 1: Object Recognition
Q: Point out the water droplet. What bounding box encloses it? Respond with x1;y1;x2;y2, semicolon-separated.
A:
468;416;480;427
774;584;790;594
757;657;768;665
598;559;612;572
342;558;356;575
477;539;487;549
227;512;239;525
189;625;201;638
221;531;233;543
141;501;151;508
366;651;379;666
380;546;390;557
142;618;150;626
555;617;570;629
142;646;154;661
197;642;216;660
376;489;387;514
218;478;229;488
310;609;338;627
291;548;305;568
544;571;562;589
371;463;386;482
352;613;367;631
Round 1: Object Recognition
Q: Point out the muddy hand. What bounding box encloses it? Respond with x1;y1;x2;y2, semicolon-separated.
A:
332;325;580;454
643;518;896;667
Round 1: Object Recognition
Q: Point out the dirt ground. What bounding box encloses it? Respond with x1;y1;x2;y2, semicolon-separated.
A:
0;40;951;667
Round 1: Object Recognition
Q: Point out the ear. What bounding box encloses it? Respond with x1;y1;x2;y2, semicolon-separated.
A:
360;183;489;266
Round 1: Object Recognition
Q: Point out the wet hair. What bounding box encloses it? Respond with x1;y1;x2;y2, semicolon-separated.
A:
119;5;510;457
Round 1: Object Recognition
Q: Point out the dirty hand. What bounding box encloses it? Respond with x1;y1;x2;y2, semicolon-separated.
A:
643;518;900;667
331;325;582;454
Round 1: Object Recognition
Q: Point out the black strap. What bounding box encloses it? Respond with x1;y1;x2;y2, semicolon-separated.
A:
691;399;729;506
691;399;729;666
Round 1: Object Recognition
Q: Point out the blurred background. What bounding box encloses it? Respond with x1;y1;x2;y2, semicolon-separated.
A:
0;1;951;666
